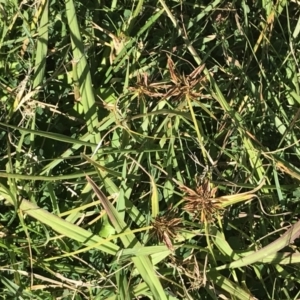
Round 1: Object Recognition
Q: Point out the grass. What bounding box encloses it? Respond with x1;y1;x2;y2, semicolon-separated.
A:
0;0;300;299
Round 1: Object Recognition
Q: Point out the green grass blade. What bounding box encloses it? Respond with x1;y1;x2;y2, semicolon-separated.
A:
64;0;99;144
216;220;300;270
0;183;119;255
32;0;48;90
87;176;168;300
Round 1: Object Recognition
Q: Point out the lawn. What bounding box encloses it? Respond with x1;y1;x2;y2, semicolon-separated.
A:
0;0;300;299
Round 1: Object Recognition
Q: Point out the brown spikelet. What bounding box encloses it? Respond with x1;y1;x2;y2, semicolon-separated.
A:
181;177;222;222
129;55;209;102
151;213;182;251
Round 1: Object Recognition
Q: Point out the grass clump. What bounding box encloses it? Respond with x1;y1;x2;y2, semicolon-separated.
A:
0;0;300;299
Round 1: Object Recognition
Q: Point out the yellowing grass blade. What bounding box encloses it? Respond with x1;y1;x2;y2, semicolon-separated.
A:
217;179;265;207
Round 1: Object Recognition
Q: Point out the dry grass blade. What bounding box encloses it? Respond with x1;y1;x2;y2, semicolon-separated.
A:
170;254;204;291
86;175;118;227
167;54;179;84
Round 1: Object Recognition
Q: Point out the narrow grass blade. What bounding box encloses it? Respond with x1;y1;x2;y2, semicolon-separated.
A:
206;269;257;300
0;170;97;181
125;155;159;218
0;121;97;148
216;220;300;270
87;176;168;300
65;0;99;144
32;0;48;90
0;184;119;255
